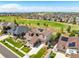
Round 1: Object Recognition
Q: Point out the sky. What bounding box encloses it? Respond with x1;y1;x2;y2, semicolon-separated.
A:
0;1;79;12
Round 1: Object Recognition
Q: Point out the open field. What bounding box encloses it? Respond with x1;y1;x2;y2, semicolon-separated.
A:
0;16;79;32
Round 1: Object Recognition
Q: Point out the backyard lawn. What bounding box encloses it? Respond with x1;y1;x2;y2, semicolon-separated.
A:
30;48;47;58
0;16;79;32
0;41;25;57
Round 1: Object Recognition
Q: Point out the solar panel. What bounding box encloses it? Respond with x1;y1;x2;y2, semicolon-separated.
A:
68;42;75;47
61;36;68;41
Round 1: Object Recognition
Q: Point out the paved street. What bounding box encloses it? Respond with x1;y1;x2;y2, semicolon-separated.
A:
0;44;18;58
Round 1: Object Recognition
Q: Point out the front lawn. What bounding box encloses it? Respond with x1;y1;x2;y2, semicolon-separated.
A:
0;41;25;57
6;38;23;48
21;46;31;53
30;48;47;58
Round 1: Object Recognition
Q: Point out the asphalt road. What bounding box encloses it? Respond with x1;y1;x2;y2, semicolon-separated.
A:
0;44;18;58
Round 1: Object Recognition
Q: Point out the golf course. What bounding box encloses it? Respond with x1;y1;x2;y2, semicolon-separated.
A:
0;16;79;32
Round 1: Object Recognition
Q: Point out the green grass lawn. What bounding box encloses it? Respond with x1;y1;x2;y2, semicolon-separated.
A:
21;46;31;53
0;41;25;57
0;16;79;31
49;52;56;58
30;48;47;58
6;38;23;48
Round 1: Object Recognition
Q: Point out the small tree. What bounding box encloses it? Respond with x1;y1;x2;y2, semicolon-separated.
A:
49;32;61;42
77;34;79;37
73;17;76;24
37;23;40;26
69;32;75;37
61;27;64;33
66;25;71;33
50;52;56;58
14;20;18;26
55;32;61;39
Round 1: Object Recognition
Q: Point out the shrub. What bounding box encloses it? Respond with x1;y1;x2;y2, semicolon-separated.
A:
50;52;56;58
69;32;75;37
66;25;71;33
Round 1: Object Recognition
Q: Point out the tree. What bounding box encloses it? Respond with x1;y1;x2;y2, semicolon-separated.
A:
73;17;76;24
55;32;61;39
60;27;64;33
14;20;18;26
66;25;71;33
69;32;75;37
37;23;40;26
3;20;5;22
49;32;61;42
50;52;56;58
77;34;79;37
43;23;46;26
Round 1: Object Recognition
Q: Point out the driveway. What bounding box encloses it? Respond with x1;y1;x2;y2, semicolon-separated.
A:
55;52;69;58
52;44;69;58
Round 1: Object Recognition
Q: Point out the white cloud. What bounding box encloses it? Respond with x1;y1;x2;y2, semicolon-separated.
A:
0;4;79;12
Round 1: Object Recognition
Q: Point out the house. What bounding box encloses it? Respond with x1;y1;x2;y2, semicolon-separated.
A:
0;22;17;34
56;36;79;58
24;28;52;47
0;22;17;28
8;26;31;38
76;17;79;25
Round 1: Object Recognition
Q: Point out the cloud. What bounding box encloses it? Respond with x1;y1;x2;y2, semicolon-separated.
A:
0;4;79;12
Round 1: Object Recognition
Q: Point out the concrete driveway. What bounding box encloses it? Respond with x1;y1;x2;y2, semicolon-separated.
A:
55;52;69;58
52;44;69;58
